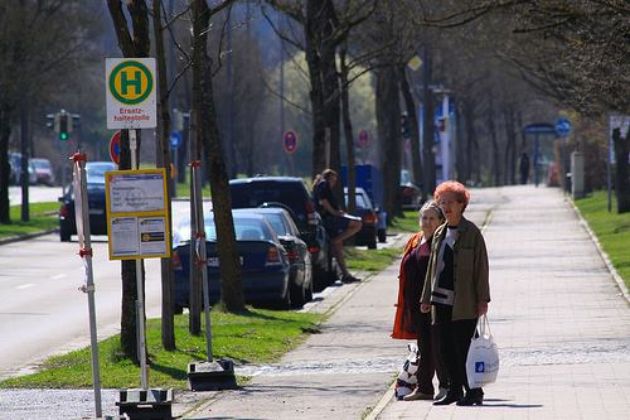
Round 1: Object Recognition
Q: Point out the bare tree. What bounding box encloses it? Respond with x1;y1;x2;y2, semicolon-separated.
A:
191;0;245;313
107;0;151;363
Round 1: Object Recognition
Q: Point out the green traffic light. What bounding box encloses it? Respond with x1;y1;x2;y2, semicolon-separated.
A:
59;132;69;141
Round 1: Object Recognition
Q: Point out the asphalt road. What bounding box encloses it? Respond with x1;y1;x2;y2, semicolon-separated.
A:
0;233;163;379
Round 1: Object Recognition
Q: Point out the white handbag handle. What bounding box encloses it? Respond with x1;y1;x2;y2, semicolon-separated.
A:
476;314;492;339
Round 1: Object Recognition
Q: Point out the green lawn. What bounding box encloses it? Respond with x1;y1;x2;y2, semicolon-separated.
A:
346;246;402;272
574;191;630;290
390;210;419;233
0;202;59;239
0;308;323;389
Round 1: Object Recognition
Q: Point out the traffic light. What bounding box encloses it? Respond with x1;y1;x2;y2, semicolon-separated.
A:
58;114;69;141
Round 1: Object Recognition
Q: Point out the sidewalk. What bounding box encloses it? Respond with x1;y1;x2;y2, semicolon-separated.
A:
182;185;630;420
377;186;630;419
179;190;493;419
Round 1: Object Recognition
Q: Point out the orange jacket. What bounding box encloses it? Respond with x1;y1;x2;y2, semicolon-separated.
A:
391;231;424;339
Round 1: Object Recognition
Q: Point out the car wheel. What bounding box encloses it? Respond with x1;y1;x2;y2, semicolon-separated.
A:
290;277;306;309
378;229;387;243
173;304;183;315
305;276;314;302
60;227;71;242
367;238;377;249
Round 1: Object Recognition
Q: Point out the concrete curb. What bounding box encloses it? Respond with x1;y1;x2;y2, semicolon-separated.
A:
567;196;630;305
0;229;57;246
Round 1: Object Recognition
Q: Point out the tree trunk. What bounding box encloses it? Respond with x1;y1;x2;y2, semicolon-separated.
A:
455;102;466;183
399;66;423;192
106;0;150;363
376;65;401;220
613;127;630;213
503;106;517;185
339;46;356;213
152;0;175;351
19;104;29;222
487;95;501;186
0;106;11;224
421;47;435;198
192;0;245;313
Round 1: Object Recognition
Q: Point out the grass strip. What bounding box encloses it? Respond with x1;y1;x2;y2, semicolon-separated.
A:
0;308;323;389
574;191;630;290
0;202;59;239
390;210;419;233
346;246;402;273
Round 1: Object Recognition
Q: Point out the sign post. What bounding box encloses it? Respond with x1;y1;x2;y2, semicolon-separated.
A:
72;153;102;418
106;57;173;417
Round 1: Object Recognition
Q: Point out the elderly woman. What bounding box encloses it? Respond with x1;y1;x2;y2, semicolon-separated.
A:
421;181;490;406
392;201;449;401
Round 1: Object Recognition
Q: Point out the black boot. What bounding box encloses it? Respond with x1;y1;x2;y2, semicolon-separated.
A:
456;388;484;406
433;391;463;406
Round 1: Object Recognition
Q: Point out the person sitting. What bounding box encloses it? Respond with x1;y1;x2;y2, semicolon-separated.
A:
313;168;362;283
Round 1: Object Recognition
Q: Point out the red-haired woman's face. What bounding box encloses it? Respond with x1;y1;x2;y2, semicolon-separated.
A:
438;192;464;222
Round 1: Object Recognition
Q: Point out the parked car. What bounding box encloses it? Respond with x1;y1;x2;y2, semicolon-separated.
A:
171;211;291;310
58;161;117;241
236;207;313;307
29;158;55;186
229;176;335;292
9;152;37;185
344;187;378;249
399;169;423;210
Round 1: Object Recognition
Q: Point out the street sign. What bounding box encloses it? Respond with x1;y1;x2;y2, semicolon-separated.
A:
358;129;369;148
555;117;572;138
523;123;556;136
170;131;182;149
283;130;297;154
105;58;157;129
109;131;121;165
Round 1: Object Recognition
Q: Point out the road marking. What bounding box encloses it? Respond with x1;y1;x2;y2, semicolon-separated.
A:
51;274;66;280
16;283;34;290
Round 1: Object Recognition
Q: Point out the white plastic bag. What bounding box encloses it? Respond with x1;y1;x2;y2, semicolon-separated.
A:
466;315;499;388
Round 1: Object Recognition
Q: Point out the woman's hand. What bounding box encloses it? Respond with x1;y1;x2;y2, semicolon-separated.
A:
477;302;488;316
420;303;431;313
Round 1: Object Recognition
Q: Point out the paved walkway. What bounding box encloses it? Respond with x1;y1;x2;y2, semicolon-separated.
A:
183;185;630;420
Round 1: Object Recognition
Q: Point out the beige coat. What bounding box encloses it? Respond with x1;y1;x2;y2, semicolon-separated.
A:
421;217;490;321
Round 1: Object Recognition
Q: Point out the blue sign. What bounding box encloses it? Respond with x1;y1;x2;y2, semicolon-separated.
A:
170;131;182;149
555;117;572;138
523;123;556;135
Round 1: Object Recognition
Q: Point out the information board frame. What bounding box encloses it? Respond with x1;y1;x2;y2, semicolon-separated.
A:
104;168;171;260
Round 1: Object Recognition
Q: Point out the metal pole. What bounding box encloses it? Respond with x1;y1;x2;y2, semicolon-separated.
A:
192;163;213;361
74;155;102;418
130;129;148;390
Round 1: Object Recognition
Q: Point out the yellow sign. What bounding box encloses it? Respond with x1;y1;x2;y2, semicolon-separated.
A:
104;168;170;260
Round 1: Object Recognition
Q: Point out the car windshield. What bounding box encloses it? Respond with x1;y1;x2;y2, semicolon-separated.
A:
261;213;290;236
31;159;51;169
86;162;116;183
173;214;276;246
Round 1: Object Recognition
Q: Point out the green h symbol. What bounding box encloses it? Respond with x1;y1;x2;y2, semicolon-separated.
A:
121;70;142;96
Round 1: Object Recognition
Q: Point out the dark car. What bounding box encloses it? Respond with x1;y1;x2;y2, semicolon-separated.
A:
344;187;378;249
399;169;423;210
229;176;335;291
58;161;117;242
236;207;313;307
171;211;291;310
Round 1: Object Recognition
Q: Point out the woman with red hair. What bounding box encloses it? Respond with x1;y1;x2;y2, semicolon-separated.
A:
421;181;490;406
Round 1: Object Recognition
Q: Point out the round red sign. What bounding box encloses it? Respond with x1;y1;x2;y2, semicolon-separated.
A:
109;131;121;165
283;130;297;154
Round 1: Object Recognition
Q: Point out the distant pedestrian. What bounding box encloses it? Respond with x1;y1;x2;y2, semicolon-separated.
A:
392;201;449;401
421;181;490;406
313;169;362;283
519;152;530;184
